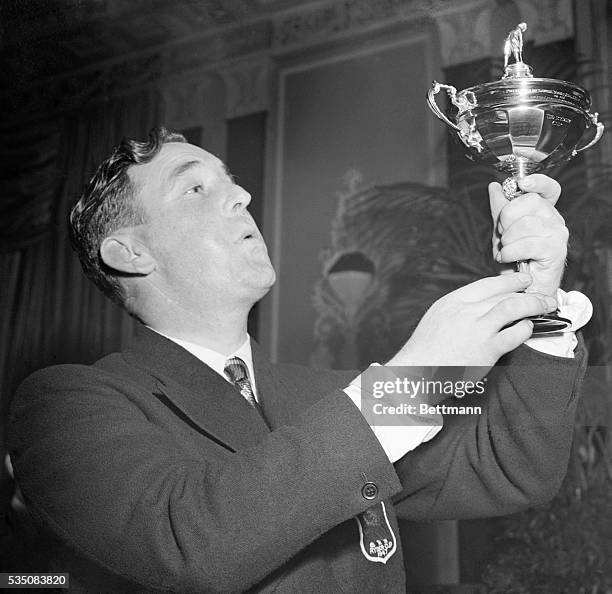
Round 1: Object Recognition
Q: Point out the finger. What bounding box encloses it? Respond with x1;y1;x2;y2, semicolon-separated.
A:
479;287;554;312
518;174;562;204
497;194;564;233
499;215;551;245
485;293;558;330
481;287;557;310
497;236;567;264
489;182;507;224
459;272;533;301
495;319;534;354
500;213;566;243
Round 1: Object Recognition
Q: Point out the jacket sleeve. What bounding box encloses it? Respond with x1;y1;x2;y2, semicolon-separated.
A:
8;365;402;592
392;339;587;520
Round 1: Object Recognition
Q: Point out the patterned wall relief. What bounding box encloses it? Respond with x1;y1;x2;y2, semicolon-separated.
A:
6;0;574;122
310;174;495;370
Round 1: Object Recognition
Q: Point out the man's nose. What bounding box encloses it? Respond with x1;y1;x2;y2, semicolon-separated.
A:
224;184;252;215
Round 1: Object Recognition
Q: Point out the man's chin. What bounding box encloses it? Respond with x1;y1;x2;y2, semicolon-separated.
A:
245;266;275;297
258;268;276;292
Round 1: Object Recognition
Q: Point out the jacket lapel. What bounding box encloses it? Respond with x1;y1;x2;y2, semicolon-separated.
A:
123;325;270;452
251;342;359;431
251;341;317;430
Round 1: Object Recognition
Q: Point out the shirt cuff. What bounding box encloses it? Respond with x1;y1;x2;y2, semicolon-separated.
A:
525;289;593;358
343;365;443;463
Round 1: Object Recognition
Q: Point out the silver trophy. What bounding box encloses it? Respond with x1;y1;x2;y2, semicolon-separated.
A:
427;22;604;334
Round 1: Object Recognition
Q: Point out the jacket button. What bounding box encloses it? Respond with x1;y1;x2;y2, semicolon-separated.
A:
361;482;378;500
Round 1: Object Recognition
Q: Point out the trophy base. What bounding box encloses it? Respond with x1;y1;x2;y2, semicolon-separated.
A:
529;313;572;335
504;312;572;335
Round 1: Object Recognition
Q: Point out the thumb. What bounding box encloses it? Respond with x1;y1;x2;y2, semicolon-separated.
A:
488;182;507;224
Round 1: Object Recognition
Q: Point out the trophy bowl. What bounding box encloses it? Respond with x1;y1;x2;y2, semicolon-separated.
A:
427;76;603;197
427;23;604;335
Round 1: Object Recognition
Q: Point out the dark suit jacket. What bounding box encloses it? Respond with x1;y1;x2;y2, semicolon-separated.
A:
8;326;586;592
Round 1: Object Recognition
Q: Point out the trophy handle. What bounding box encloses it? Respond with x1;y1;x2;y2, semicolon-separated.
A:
573;113;605;155
427;82;462;132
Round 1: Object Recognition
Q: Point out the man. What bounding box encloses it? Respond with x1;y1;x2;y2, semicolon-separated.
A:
9;128;589;592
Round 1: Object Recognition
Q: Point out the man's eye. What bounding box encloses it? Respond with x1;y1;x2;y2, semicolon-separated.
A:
185;185;204;195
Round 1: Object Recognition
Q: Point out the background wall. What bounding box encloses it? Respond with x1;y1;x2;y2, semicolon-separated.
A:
272;24;444;363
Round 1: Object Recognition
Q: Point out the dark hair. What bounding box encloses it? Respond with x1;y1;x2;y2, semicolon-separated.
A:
69;127;187;308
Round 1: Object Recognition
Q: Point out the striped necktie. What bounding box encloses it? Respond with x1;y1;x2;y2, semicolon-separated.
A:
224;356;259;410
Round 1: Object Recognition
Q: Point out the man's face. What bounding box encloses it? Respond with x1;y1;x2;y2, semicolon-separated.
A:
128;142;276;311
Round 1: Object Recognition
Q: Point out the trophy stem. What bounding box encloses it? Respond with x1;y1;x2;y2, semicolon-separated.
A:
502;177;521;199
500;176;572;335
515;260;530;275
501;165;530;199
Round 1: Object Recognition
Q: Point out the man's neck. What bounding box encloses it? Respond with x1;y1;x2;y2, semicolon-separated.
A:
141;304;251;356
129;280;258;355
147;318;248;355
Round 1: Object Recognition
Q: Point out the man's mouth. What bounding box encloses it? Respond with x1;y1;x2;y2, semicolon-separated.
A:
236;216;260;242
239;228;257;241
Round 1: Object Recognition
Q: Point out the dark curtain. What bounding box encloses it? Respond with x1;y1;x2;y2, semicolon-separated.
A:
0;90;164;538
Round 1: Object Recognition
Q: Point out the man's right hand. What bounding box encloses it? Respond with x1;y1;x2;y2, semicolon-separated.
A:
387;272;558;368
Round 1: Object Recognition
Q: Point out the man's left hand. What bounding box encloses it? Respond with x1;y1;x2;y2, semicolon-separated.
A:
489;174;568;296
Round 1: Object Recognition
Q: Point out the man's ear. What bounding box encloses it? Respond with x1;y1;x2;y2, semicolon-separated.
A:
100;232;156;275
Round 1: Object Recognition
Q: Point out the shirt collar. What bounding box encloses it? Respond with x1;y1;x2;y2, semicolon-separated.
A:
146;327;258;400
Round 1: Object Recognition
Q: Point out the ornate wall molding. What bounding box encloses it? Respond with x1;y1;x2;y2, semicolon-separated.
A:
270;0;573;64
270;0;431;47
219;58;274;118
5;0;576;121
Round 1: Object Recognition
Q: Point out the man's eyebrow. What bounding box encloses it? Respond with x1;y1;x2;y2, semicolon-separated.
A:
167;160;201;181
167;160;234;184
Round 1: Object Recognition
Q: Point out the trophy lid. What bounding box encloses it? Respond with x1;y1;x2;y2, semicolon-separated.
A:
457;22;592;112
